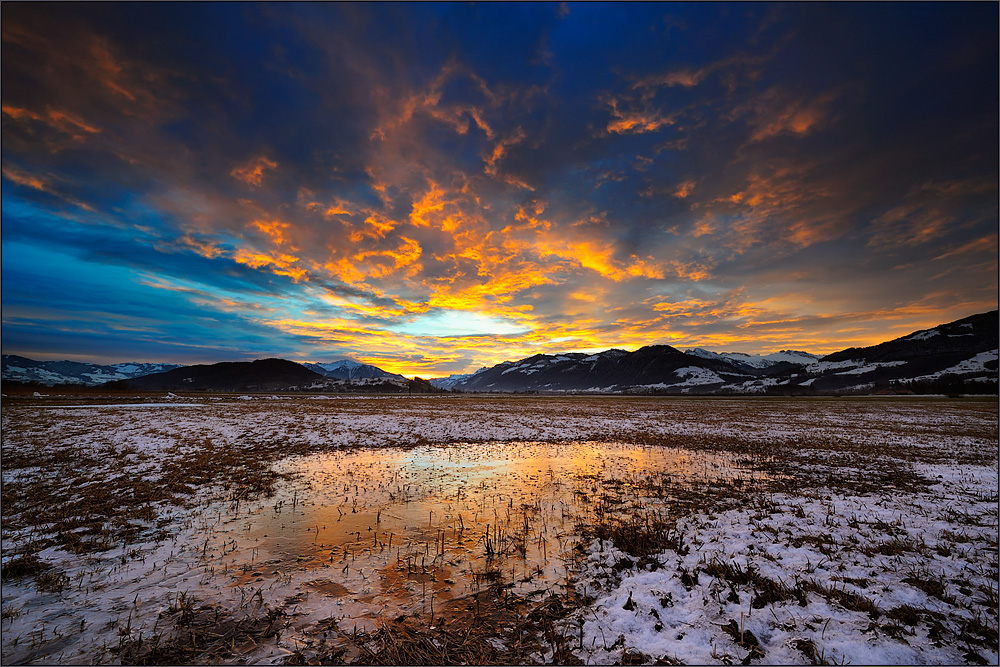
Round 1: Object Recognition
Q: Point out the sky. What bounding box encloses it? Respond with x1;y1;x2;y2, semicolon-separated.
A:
2;3;997;377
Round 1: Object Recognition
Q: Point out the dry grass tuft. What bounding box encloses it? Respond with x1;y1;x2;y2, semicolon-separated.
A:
290;587;586;665
115;594;287;665
1;552;47;582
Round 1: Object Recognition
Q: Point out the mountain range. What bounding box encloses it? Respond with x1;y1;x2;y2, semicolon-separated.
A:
0;355;181;386
432;310;998;395
2;311;996;394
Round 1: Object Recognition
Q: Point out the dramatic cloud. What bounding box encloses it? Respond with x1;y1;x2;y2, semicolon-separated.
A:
2;3;996;375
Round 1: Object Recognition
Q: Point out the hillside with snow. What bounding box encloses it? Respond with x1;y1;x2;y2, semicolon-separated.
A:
447;311;997;395
1;355;182;386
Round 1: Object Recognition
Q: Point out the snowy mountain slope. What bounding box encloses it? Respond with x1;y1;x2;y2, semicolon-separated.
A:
909;349;999;383
685;348;819;371
302;359;404;381
452;346;745;393
429;367;490;389
794;310;999;392
822;311;996;367
1;355;182;386
449;311;997;394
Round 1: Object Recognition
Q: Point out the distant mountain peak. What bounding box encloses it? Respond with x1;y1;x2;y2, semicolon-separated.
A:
308;358;365;370
302;359;402;381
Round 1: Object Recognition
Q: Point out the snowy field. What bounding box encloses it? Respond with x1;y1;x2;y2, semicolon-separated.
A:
1;394;997;665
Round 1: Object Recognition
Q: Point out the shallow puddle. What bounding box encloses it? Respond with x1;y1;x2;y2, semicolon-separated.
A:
1;441;762;664
205;443;758;635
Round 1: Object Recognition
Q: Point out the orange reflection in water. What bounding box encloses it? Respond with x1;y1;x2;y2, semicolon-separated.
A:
201;441;760;641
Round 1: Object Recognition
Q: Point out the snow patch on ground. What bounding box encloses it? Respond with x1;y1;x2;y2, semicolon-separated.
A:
574;461;999;666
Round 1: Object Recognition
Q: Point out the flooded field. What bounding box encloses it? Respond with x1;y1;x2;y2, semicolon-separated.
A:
1;395;997;665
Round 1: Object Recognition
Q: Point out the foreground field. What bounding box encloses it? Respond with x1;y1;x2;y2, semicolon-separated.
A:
1;395;997;665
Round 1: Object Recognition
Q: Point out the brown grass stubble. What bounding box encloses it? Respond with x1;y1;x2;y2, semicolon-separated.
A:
1;404;314;564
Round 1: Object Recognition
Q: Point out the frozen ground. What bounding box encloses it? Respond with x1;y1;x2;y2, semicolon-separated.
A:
573;465;998;665
1;395;997;665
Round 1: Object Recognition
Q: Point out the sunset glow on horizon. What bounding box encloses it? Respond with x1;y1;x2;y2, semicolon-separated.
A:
2;3;997;377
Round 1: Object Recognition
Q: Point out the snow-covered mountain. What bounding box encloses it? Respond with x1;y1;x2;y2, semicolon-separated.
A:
302;359;404;381
449;347;744;393
429;367;490;390
1;355;182;386
789;310;999;393
447;311;997;395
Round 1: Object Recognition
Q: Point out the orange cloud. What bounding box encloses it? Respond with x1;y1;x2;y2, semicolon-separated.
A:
348;214;396;242
2;105;101;140
83;33;170;117
355;236;423;276
324;205;352;216
634;67;711;91
665;259;713;282
744;89;839;142
231;157;278;188
177;233;226;259
866;178;996;250
274;317;397;341
89;37;141;102
534;234;664;281
426;270;551;314
932;234;997;262
484;127;532;188
606;99;672;135
318;291;425;320
324;256;365;284
409;181;449;228
1;165;96;210
691;215;715;237
673;180;696;199
371;62;499;142
249;219;293;246
704;162;847;252
233;249;309;282
2;165;50;192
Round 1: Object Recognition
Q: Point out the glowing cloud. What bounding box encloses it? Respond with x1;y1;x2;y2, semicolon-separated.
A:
231;157;278;188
